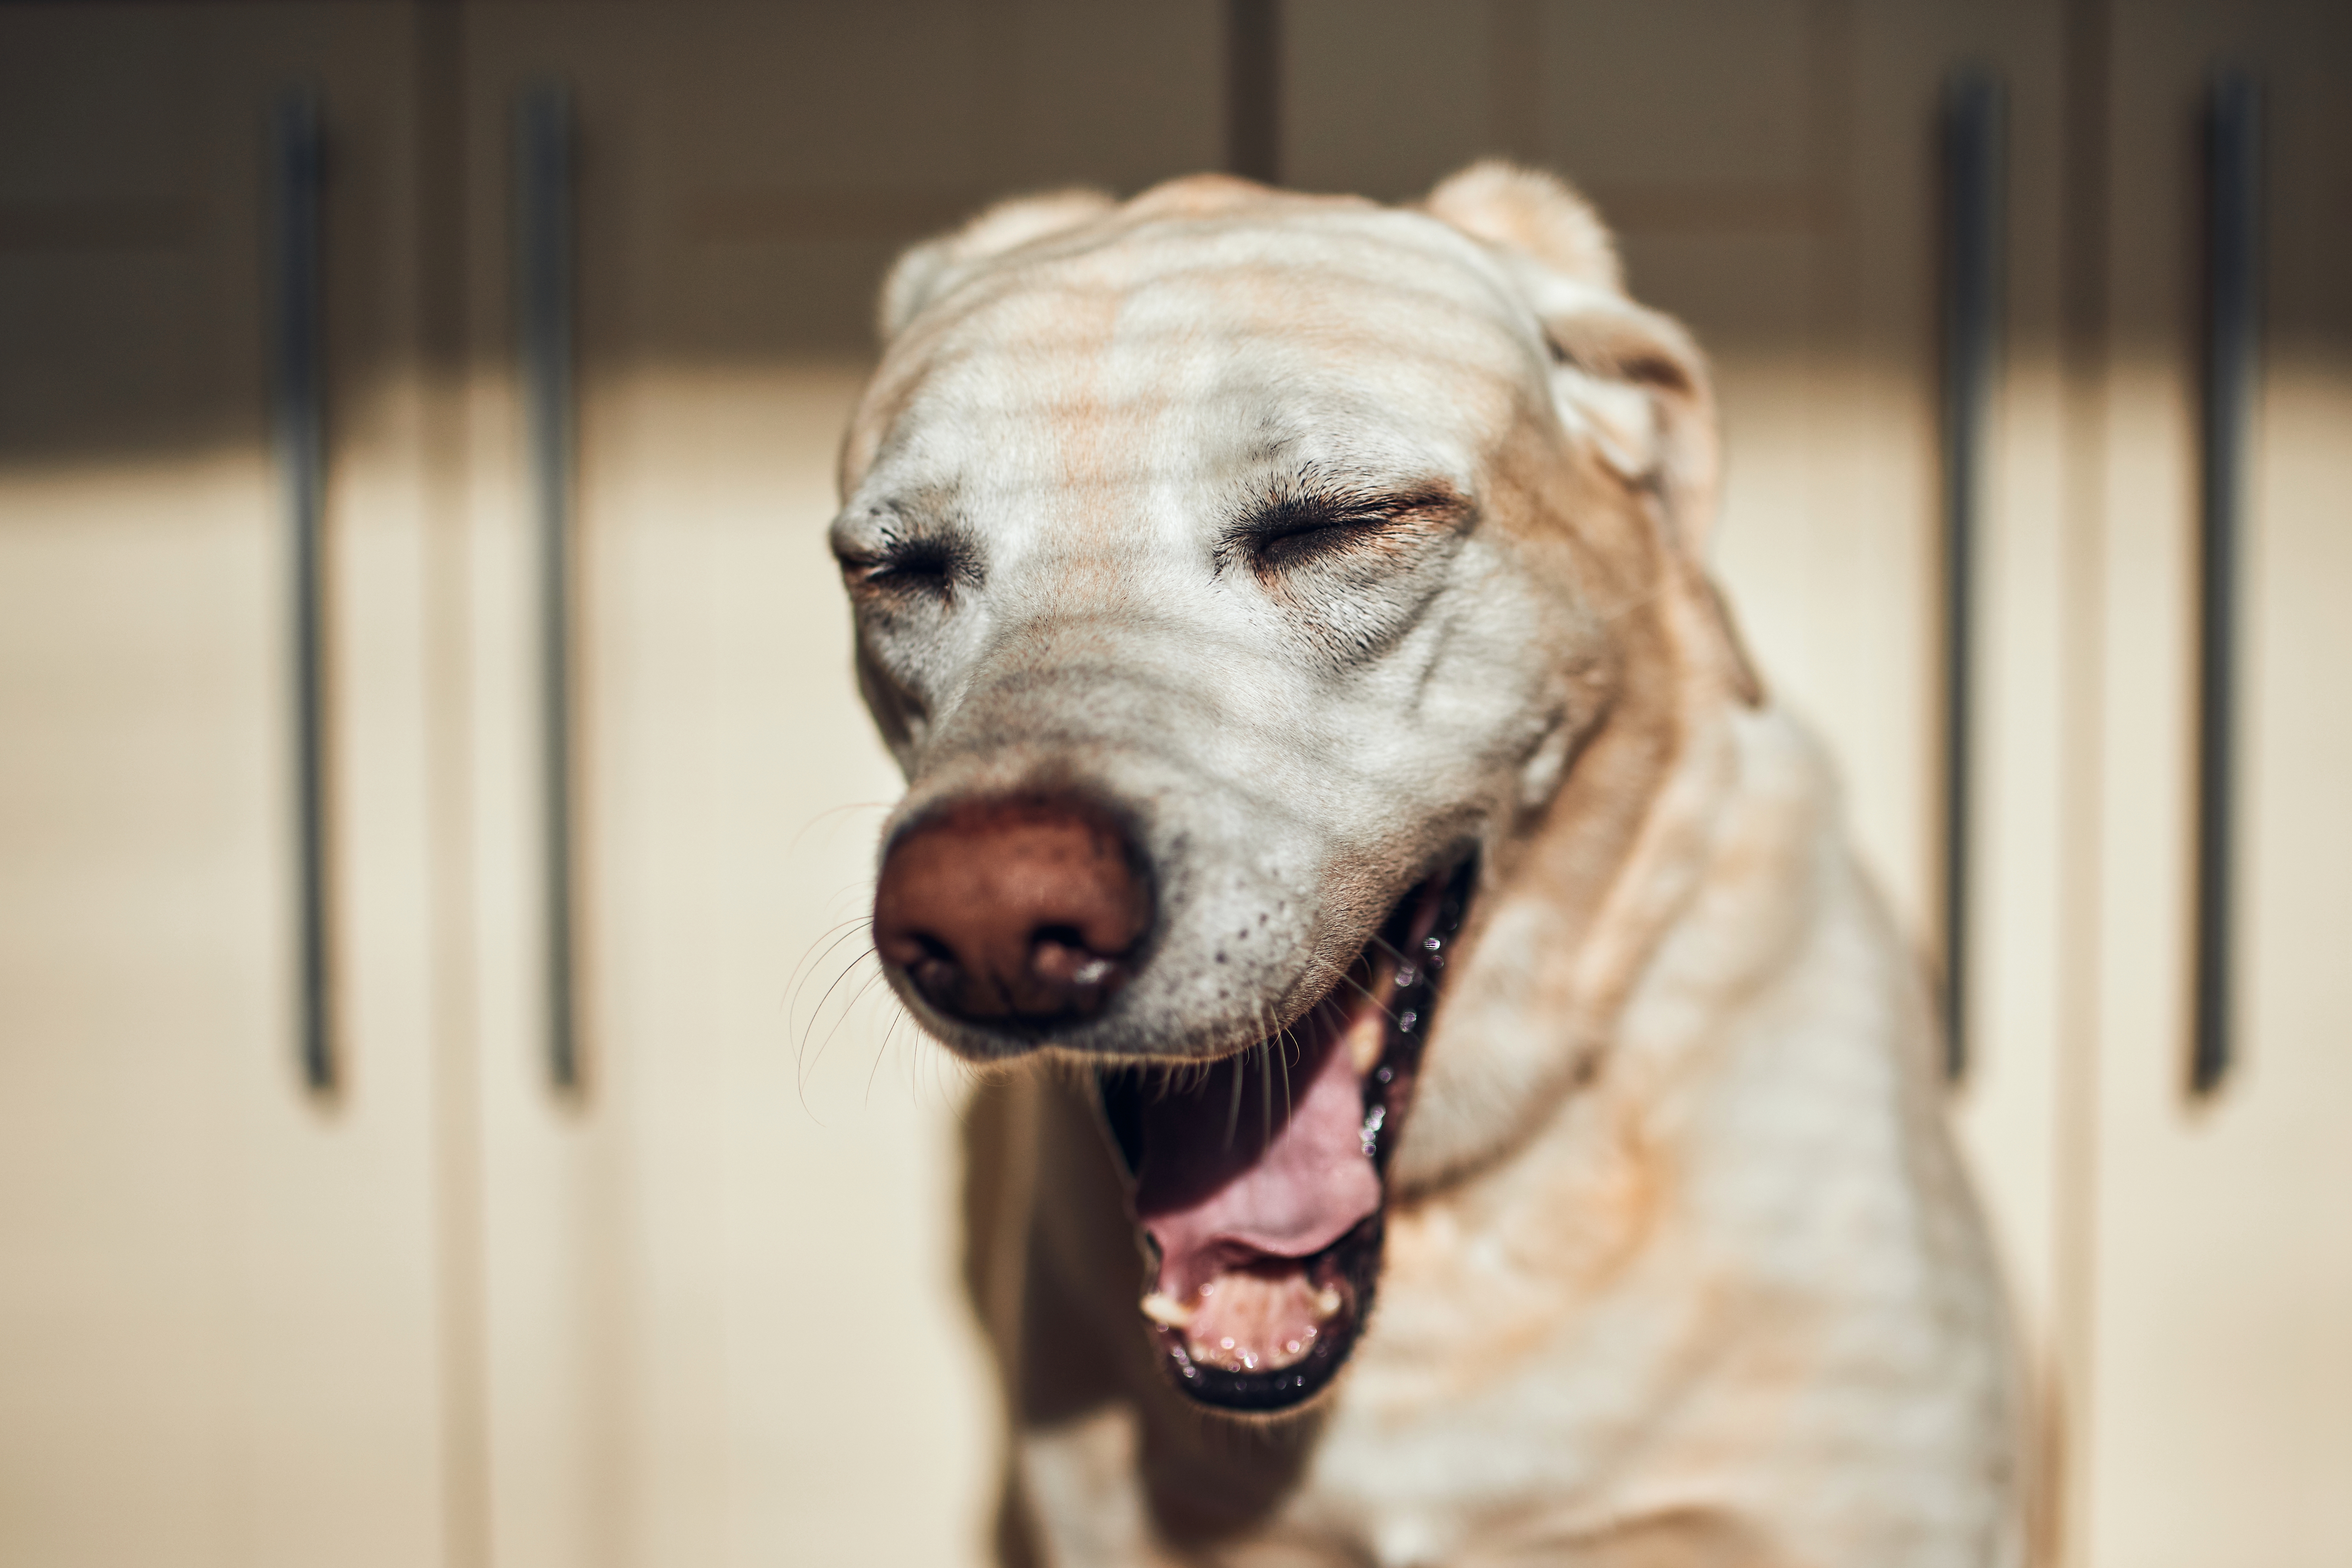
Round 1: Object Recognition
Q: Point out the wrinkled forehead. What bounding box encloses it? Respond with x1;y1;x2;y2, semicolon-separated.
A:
843;210;1551;505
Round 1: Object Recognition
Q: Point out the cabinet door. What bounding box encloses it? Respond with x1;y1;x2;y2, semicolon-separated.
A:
453;7;1223;1565
0;8;461;1567
2078;4;2352;1564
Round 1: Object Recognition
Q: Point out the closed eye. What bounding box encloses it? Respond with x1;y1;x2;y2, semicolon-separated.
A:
1248;500;1393;572
835;533;976;601
1231;482;1471;579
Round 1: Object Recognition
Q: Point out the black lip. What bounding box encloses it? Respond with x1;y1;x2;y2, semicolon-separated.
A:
1151;1213;1384;1411
1096;856;1476;1415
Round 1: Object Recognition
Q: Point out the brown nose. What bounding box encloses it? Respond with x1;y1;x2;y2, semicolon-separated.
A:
873;796;1151;1027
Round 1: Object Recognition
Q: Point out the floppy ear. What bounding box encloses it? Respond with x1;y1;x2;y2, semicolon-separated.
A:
879;189;1117;343
1427;162;1756;702
1424;160;1621;292
1529;287;1721;563
1424;162;1719;564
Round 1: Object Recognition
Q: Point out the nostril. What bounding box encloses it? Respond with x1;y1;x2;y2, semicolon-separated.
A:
903;933;965;1004
1029;928;1125;992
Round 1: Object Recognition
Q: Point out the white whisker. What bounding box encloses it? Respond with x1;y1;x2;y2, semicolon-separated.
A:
1224;1012;1254;1149
789;920;878;1041
1259;1036;1273;1148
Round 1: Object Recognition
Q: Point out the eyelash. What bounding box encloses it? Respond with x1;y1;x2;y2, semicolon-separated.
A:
1249;508;1395;572
844;538;966;596
1245;480;1478;576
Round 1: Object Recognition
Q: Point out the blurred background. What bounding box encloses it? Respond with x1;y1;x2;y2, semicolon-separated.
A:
1;2;2345;1565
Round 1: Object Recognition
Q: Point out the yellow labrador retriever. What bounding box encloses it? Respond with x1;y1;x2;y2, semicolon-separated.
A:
832;165;2023;1567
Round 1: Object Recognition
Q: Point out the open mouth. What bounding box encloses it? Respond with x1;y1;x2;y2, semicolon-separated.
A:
1096;858;1474;1414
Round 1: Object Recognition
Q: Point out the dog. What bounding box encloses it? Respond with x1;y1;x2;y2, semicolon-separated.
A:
830;164;2023;1567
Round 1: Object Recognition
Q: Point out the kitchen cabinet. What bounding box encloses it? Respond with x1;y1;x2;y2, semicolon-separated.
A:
1;5;2343;1565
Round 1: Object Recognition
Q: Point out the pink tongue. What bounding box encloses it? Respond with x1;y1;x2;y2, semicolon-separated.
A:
1133;1016;1381;1301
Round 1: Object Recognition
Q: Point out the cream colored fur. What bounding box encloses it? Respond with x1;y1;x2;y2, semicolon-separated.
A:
837;163;2023;1567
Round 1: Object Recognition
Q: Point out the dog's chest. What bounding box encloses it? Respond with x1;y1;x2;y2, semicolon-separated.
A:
1280;1288;1705;1560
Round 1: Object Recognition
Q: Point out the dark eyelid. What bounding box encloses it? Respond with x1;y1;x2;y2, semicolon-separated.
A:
1249;481;1467;531
835;520;978;593
1228;481;1471;567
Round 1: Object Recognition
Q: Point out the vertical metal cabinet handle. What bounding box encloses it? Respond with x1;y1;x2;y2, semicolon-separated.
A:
1224;0;1282;184
1938;70;2004;1083
2193;73;2260;1097
517;84;581;1093
271;87;334;1094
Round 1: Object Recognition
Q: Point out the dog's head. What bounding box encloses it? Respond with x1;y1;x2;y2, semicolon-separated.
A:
832;164;1755;1412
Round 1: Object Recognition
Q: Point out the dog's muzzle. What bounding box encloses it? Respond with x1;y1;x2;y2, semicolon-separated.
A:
873;782;1476;1416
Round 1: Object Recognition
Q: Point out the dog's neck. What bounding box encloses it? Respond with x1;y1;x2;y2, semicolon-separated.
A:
1389;564;1802;1197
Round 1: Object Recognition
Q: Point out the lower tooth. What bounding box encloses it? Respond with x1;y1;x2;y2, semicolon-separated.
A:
1313;1286;1343;1319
